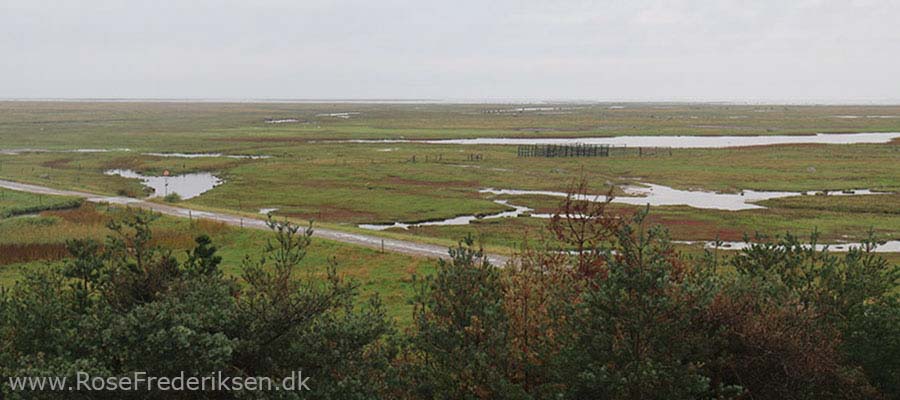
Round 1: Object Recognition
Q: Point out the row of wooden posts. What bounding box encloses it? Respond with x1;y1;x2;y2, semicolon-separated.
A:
516;144;672;158
517;144;609;157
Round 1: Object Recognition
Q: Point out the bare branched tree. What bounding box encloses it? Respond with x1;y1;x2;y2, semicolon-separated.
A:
548;177;623;279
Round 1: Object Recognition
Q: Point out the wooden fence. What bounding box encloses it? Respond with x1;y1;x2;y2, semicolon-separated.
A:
517;144;609;157
517;144;672;158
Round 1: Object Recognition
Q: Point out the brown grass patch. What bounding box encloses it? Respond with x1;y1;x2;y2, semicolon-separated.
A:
384;176;475;188
103;156;145;170
191;219;230;236
213;136;314;143
40;158;74;169
283;207;378;222
151;232;196;250
648;216;744;241
0;243;69;265
151;220;230;249
42;204;108;225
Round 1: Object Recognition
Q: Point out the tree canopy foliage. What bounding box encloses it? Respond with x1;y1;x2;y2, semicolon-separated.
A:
1;187;898;399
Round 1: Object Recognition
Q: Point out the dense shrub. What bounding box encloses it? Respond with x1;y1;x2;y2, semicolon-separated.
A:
398;182;899;399
0;211;392;400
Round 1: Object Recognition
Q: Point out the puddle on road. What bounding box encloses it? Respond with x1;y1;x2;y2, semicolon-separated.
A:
342;132;900;148
359;200;532;231
480;185;885;211
104;169;222;200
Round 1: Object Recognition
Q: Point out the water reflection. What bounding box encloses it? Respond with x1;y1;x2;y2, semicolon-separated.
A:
104;169;222;200
480;185;884;211
344;132;900;148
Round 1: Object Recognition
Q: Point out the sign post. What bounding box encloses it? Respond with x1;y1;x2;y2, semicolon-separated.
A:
162;169;170;197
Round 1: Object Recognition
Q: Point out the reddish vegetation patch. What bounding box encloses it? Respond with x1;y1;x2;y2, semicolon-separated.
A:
41;158;74;169
103;156;145;170
43;205;108;225
659;218;706;227
283;207;378;223
151;232;196;250
191;219;229;236
647;216;745;241
213;136;313;143
153;221;229;249
384;176;475;188
0;243;69;265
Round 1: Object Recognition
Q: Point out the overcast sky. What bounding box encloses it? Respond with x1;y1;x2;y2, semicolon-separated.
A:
2;0;899;102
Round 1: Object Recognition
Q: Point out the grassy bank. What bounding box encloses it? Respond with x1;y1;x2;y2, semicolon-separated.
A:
0;187;82;218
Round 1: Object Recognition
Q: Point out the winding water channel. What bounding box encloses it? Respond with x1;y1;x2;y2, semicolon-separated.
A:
344;132;900;148
479;185;884;211
358;184;887;229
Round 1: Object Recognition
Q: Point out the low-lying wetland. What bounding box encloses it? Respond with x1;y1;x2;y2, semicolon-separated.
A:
104;169;223;200
1;102;897;259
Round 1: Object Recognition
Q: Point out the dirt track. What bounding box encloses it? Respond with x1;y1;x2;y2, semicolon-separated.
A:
0;179;508;265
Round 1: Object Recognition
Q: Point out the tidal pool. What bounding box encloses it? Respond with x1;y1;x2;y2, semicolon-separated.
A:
344;132;900;148
481;185;884;211
104;169;222;200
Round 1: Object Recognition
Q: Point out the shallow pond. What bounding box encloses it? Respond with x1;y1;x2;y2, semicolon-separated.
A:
104;169;222;200
345;132;900;148
481;185;884;211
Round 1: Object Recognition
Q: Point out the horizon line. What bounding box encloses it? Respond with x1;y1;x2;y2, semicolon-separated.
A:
3;97;900;106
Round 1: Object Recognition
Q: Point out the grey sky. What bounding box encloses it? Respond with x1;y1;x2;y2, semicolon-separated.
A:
2;0;898;102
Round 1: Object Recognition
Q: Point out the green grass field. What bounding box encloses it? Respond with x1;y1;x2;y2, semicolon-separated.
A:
0;201;435;324
3;102;900;148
